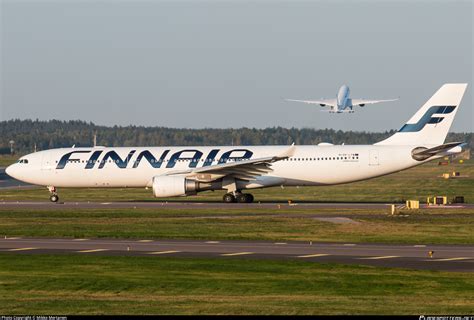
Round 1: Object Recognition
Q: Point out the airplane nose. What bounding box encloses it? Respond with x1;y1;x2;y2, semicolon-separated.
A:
5;164;16;178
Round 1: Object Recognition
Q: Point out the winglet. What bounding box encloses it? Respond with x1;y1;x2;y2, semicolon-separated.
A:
276;143;296;160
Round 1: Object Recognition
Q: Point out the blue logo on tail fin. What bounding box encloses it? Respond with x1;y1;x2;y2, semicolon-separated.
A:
399;106;456;132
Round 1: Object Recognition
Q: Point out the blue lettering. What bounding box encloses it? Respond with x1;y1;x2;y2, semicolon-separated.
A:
166;149;203;168
56;150;91;169
203;149;220;167
98;150;136;169
133;150;169;168
218;149;253;164
85;150;103;169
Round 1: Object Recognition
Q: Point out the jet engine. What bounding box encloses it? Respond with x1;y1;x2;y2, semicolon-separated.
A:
320;104;326;107
152;176;220;197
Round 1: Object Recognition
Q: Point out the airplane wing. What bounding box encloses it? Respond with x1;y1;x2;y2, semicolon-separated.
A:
165;144;296;182
350;98;398;106
285;98;338;108
320;109;353;113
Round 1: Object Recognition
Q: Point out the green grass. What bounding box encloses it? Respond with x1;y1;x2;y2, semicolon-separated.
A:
0;155;17;167
0;254;472;315
0;207;472;244
1;159;473;203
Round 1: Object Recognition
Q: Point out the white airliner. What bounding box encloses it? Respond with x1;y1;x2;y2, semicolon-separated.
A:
286;84;398;113
6;84;468;203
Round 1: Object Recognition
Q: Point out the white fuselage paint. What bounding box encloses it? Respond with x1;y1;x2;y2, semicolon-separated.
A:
7;144;429;190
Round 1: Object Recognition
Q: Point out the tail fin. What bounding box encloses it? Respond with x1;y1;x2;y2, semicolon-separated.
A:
376;83;468;146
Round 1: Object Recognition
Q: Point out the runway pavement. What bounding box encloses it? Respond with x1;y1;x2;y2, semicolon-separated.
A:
1;237;473;272
1;200;472;210
0;200;395;209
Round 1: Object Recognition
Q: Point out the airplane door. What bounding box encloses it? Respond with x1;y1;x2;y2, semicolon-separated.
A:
41;153;54;171
369;150;380;166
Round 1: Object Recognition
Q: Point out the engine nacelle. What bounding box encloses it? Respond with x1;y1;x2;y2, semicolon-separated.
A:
152;176;197;197
152;176;221;198
359;104;365;107
320;104;326;107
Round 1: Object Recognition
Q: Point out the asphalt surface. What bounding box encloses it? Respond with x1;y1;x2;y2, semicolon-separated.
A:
1;237;473;272
0;200;395;209
1;200;472;210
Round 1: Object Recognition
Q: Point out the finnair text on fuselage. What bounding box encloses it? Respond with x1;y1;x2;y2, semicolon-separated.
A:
56;148;254;170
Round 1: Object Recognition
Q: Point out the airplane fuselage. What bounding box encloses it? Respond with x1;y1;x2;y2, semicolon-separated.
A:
8;144;428;190
336;84;351;110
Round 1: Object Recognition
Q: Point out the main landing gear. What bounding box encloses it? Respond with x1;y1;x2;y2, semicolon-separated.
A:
223;192;254;203
48;186;59;203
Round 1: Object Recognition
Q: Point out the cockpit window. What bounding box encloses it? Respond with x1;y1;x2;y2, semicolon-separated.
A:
17;159;29;164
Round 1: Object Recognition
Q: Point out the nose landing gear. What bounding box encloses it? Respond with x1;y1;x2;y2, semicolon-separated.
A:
47;186;59;203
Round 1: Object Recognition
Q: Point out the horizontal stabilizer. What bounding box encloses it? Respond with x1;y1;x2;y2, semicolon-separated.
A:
411;141;465;161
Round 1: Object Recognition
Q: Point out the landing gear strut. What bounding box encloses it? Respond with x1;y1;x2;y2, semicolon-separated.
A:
48;186;59;203
221;178;254;203
222;192;254;203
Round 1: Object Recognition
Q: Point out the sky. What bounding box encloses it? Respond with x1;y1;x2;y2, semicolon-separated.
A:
0;0;472;132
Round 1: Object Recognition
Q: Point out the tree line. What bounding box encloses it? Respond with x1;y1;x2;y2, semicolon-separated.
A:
0;119;472;155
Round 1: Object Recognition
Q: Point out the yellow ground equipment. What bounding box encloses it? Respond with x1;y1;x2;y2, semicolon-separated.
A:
427;196;448;205
405;200;419;209
390;204;395;214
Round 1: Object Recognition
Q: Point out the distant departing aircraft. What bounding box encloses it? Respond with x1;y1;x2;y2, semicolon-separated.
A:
6;84;467;203
286;84;398;113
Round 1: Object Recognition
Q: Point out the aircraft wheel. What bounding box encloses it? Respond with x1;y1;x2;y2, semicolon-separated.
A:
246;194;254;203
50;194;59;203
223;193;236;203
237;193;254;203
236;194;247;203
